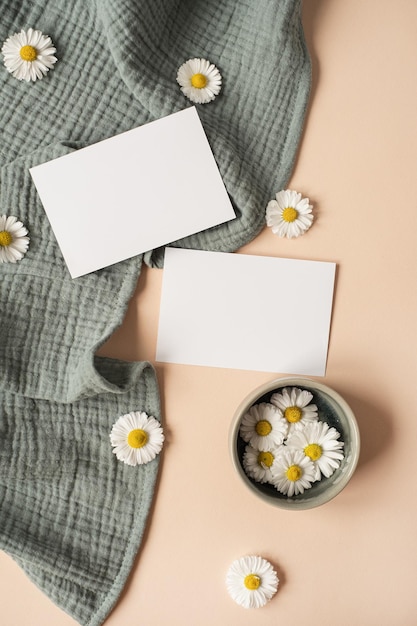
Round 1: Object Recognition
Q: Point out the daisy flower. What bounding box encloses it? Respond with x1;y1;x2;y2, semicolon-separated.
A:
270;448;316;497
2;28;57;82
242;444;281;484
0;215;30;263
266;189;313;238
226;555;279;609
176;58;222;104
270;387;318;437
110;411;164;466
286;420;344;481
239;402;288;452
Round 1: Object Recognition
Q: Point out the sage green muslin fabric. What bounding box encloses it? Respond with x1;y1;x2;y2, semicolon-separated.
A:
0;360;161;626
0;0;311;624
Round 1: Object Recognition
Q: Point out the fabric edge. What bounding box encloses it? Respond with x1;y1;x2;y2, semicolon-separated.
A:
85;368;162;626
278;2;313;189
85;460;161;626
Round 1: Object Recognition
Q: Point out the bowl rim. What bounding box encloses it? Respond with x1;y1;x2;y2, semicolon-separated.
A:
229;376;360;510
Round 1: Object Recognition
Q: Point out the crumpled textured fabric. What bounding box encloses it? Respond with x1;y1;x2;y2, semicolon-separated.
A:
0;0;310;624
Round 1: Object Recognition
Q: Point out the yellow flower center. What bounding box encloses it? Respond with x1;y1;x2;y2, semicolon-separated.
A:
257;451;274;468
284;406;302;423
304;443;323;461
20;45;38;62
282;207;298;222
127;428;148;449
286;464;303;482
191;73;207;89
244;574;261;590
255;420;272;436
0;230;12;247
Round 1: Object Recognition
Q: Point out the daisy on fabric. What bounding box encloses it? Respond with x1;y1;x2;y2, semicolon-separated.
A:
266;189;313;238
0;215;29;263
176;58;222;104
286;420;344;481
2;28;57;82
242;444;280;484
270;448;316;497
239;402;288;452
110;411;164;466
226;555;279;609
270;387;318;437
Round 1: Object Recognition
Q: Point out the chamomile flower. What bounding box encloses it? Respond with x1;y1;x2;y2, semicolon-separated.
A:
270;387;318;437
270;448;316;497
0;215;29;263
226;555;279;609
239;402;288;452
176;57;222;104
242;444;280;484
266;189;313;238
110;411;164;466
286;420;344;480
2;28;57;82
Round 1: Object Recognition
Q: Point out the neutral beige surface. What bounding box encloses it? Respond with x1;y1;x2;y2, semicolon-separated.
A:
2;1;417;624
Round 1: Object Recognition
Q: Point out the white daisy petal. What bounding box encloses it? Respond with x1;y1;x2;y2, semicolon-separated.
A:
265;189;314;239
10;226;27;238
226;556;279;609
109;410;164;466
177;57;222;104
0;249;7;262
0;214;30;263
2;28;57;82
295;389;314;407
38;38;53;52
239;402;288;451
275;190;287;206
287;190;301;206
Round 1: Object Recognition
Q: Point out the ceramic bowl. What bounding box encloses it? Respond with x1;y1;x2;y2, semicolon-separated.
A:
229;377;360;510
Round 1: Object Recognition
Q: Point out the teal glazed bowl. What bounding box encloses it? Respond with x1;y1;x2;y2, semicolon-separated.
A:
229;377;360;510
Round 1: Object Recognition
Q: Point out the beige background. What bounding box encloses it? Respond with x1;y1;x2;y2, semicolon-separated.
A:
1;1;417;624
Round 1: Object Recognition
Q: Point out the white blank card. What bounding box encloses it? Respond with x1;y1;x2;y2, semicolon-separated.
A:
29;107;236;278
156;248;336;376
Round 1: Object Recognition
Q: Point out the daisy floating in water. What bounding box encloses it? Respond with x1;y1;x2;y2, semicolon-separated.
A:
2;28;57;82
176;58;222;104
242;444;279;484
270;448;316;497
270;387;318;437
0;215;30;263
266;189;313;239
226;555;279;609
110;410;164;466
286;420;344;481
239;402;288;451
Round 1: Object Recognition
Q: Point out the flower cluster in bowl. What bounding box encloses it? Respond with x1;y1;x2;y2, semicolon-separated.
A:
240;387;344;497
